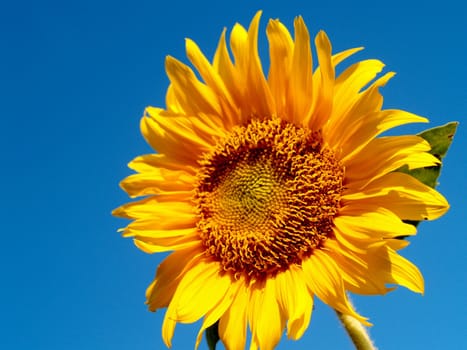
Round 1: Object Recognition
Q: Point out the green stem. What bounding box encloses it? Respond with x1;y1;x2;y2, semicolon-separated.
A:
335;308;377;350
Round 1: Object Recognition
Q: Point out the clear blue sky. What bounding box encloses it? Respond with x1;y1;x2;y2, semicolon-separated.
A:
1;1;465;349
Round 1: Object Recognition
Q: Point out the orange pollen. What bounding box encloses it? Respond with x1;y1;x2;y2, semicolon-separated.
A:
194;117;344;280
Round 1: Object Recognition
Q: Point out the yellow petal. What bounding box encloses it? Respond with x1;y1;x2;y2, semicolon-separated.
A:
248;278;285;350
245;10;275;118
125;223;195;239
339;108;427;162
127;153;196;174
148;107;221;150
341;242;422;294
119;168;194;198
331;59;385;123
229;20;248;94
195;279;243;349
324;72;397;154
162;315;177;348
334;207;417;241
165;83;184;113
276;266;313;340
227;11;276;122
302;249;370;325
309;30;334;130
169;260;232;322
165;56;221;116
113;197;194;220
146;245;204;311
230;20;248;67
332;226;373;255
331;47;364;66
266;18;293;118
324;239;392;295
130;225;200;253
185;38;238;128
213;29;236;96
163;258;231;347
343;172;449;220
385;238;411;251
386;247;424;293
140;110;201;166
344;135;440;188
134;236;200;253
219;283;249;350
287;16;313;125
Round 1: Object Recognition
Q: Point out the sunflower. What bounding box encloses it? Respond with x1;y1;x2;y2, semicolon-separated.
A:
113;11;449;350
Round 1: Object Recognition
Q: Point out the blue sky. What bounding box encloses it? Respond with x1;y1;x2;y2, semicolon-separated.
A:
1;0;465;349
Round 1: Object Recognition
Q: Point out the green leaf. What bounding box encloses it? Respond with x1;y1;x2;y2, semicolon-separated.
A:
397;121;458;227
205;321;220;350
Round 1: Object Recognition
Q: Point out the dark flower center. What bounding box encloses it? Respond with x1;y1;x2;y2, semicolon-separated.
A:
195;118;344;280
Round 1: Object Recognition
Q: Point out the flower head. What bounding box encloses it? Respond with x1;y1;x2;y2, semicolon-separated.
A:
114;11;449;350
